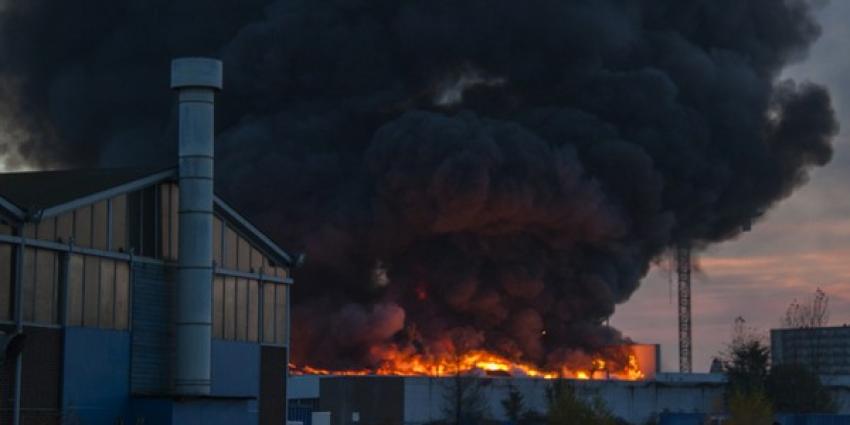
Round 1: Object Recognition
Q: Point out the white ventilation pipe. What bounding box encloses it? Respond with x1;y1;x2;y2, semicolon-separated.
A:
170;57;222;395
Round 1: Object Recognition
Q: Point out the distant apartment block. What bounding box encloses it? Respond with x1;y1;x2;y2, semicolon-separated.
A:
771;326;850;374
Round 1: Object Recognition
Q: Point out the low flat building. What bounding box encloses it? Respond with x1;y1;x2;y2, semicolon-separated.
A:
771;326;850;374
288;374;729;425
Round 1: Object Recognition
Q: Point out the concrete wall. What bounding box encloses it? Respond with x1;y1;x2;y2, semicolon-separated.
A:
62;327;132;425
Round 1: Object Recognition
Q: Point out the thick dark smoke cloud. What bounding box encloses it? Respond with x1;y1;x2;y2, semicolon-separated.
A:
0;0;837;369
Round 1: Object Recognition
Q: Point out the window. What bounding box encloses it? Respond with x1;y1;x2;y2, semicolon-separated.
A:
262;283;275;343
99;259;115;328
159;183;179;260
237;237;250;272
83;256;99;326
92;200;108;250
248;280;259;342
36;218;56;241
111;195;127;252
275;284;287;344
213;276;224;338
67;255;84;326
250;247;264;273
217;220;275;274
236;279;248;341
75;206;92;248
114;262;130;330
213;276;264;343
22;224;35;239
67;254;130;330
0;221;11;235
223;225;237;269
170;185;179;258
34;249;58;323
20;248;59;325
224;276;237;340
128;186;157;257
56;212;73;243
0;243;11;320
21;248;35;321
213;216;223;267
261;282;288;345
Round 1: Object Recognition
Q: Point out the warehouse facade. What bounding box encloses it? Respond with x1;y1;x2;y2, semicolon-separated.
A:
0;58;294;425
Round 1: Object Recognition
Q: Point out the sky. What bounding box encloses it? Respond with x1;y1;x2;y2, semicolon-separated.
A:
611;0;850;373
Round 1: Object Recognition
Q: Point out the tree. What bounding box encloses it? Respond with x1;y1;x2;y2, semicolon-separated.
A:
726;390;774;425
547;382;616;425
766;363;836;414
779;288;831;373
722;317;770;395
501;383;526;424
780;288;829;329
442;374;488;425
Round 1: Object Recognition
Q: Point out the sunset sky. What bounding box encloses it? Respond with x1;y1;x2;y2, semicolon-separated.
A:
612;0;850;372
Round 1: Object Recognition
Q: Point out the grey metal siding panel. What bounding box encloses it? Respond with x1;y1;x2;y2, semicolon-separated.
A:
131;262;173;394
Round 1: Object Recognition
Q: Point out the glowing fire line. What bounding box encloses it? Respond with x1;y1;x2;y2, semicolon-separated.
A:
291;349;644;381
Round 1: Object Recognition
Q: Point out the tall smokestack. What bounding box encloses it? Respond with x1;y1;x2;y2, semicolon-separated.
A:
170;57;222;396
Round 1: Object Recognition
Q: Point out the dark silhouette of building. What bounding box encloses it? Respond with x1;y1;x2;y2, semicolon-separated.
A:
771;326;850;375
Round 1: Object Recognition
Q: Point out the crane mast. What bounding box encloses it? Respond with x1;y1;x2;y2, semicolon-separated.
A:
676;242;692;373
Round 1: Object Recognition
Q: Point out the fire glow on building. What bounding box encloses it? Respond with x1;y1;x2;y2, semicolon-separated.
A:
290;344;656;381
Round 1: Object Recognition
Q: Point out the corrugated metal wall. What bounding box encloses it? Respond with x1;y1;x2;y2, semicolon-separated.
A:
131;262;173;394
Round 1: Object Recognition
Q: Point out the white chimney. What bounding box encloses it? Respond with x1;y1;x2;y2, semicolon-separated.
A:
170;57;222;395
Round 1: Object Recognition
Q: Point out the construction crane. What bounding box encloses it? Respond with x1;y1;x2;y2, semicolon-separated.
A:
676;242;692;373
675;220;751;373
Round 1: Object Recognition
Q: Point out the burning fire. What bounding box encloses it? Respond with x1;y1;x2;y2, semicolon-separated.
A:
291;346;645;381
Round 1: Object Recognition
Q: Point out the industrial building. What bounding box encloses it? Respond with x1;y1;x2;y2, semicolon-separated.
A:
0;58;294;424
771;326;850;375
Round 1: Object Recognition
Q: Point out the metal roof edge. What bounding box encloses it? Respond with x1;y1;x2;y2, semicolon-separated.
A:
37;168;178;220
213;195;296;268
0;194;24;222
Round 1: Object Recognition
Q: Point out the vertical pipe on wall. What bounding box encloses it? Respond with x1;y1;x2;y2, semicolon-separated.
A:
12;229;24;425
170;57;222;396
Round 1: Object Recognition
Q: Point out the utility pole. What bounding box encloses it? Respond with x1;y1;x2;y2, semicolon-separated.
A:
676;242;692;373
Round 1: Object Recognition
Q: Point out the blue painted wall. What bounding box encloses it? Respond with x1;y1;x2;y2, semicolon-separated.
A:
172;398;258;425
129;397;258;425
211;339;260;398
62;327;131;425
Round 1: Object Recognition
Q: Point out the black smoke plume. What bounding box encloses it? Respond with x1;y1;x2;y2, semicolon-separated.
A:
0;0;837;369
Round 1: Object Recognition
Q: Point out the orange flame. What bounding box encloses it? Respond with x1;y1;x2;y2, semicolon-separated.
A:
291;347;645;381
